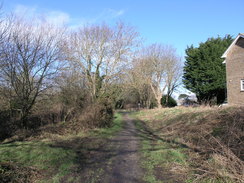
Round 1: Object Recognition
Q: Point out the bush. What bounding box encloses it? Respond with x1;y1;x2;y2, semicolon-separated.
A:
161;95;177;107
95;98;114;127
78;99;114;129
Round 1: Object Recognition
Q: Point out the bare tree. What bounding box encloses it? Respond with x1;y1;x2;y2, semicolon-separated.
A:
124;60;155;108
163;48;182;104
66;22;140;102
0;18;64;127
0;10;12;110
134;44;182;107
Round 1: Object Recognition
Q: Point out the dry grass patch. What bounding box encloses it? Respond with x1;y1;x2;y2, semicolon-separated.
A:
134;106;244;182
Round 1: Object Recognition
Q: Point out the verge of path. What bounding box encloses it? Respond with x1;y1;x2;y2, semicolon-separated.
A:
60;112;145;183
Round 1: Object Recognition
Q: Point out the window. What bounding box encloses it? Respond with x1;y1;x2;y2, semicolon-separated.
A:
241;80;244;91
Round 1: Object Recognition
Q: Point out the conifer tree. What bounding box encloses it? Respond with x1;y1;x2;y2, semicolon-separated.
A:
183;35;233;104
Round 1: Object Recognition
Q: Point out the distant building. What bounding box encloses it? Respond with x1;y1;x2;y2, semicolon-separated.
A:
222;33;244;105
177;93;197;106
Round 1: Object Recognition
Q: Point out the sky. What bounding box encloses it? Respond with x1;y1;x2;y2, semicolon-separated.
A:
2;0;244;57
2;0;244;96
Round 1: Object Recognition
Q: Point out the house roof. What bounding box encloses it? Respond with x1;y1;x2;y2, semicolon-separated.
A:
221;33;244;59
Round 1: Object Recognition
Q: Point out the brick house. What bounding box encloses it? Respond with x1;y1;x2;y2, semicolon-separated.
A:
222;33;244;105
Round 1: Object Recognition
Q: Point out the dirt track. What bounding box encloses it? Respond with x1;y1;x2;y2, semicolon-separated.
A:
74;112;145;183
59;112;182;183
101;113;144;183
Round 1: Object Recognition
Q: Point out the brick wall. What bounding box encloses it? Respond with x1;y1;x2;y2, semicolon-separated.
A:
226;37;244;105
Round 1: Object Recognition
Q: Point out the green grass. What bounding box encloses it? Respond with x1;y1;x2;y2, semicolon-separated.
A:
0;141;76;182
141;139;163;183
140;138;188;183
90;112;123;138
134;119;188;183
0;112;123;182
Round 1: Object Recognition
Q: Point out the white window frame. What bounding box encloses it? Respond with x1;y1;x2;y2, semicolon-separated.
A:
241;79;244;91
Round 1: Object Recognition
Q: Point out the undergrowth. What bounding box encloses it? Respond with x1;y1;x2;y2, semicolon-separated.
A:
133;106;243;183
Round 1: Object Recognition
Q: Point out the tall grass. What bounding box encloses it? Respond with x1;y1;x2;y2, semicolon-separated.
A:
133;106;243;183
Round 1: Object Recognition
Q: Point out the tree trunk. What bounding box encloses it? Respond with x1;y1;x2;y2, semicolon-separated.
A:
156;96;162;108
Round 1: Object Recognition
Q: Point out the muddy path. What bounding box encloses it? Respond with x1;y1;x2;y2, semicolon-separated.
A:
100;113;145;183
59;112;145;183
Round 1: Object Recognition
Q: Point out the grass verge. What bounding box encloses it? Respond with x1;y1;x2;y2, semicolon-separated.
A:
134;120;188;183
132;106;243;183
0;112;123;183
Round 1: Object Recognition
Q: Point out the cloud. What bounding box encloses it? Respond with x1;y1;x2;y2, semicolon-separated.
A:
13;4;70;26
107;9;125;17
14;4;37;18
94;8;125;22
69;8;125;28
45;11;70;25
12;4;125;28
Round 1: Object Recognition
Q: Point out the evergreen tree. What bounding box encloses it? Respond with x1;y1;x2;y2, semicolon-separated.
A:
183;35;233;104
161;95;177;107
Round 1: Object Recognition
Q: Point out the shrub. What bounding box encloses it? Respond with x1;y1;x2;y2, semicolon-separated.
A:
161;95;177;107
0;111;12;141
78;99;114;129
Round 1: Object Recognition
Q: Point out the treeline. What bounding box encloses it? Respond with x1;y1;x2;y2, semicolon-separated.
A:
0;12;182;140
